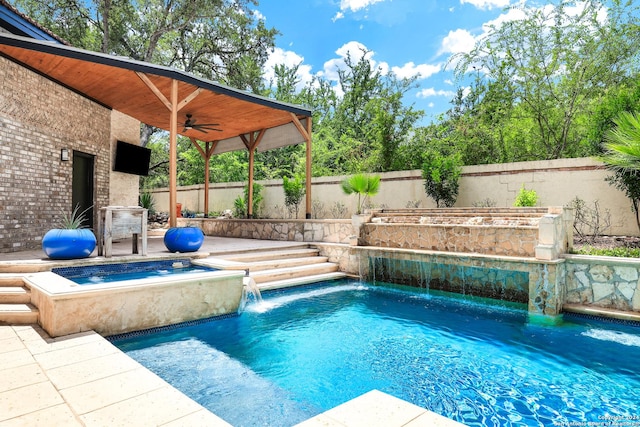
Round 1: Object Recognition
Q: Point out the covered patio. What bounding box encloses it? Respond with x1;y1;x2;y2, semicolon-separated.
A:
0;32;313;227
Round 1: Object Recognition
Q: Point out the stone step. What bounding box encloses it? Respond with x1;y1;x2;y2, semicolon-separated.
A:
217;248;319;263
0;286;31;304
0;276;26;287
259;272;348;291
0;303;38;324
251;263;339;284
245;256;329;272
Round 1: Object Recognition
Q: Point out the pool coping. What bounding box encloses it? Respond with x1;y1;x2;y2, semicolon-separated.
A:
0;324;465;427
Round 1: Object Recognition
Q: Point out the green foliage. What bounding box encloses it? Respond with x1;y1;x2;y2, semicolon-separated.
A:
340;173;380;214
513;185;538;207
571;246;640;259
421;152;461;208
56;204;91;229
282;175;305;219
451;0;640;161
139;192;156;215
233;183;264;218
606;170;640;232
599;112;640;171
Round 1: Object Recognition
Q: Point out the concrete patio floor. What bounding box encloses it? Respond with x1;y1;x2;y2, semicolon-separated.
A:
1;236;465;427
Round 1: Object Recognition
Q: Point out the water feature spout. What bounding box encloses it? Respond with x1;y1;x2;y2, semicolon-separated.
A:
240;273;263;311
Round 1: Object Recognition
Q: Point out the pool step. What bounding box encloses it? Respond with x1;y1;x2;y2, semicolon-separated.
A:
212;246;347;289
251;262;341;285
259;272;348;291
217;248;321;263
241;256;330;272
0;277;39;325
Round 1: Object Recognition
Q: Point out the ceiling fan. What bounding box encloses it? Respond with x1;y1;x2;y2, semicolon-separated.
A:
182;114;222;134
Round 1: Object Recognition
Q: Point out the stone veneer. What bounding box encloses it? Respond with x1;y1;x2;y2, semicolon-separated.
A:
362;223;539;257
353;247;565;316
564;255;640;312
185;218;354;244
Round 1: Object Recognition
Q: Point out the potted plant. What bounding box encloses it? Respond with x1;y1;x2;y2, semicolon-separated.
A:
163;225;204;253
42;205;96;259
341;173;380;215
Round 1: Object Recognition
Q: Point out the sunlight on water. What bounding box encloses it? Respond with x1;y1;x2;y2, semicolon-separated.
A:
114;280;640;427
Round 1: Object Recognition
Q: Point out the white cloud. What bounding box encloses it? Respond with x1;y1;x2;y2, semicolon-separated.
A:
439;29;476;56
417;88;456;99
428;102;435;108
339;0;385;13
391;62;440;80
263;47;314;90
444;79;454;85
460;0;510;10
321;41;389;82
332;11;344;22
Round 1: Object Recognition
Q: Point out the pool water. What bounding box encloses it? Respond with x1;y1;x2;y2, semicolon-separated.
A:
112;280;640;427
53;260;217;285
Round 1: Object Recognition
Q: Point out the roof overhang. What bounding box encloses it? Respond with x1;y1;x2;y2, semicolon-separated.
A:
0;32;312;152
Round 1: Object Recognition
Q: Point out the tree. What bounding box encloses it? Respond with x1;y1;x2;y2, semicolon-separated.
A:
13;0;278;143
452;0;640;160
421;152;462;208
587;80;640;232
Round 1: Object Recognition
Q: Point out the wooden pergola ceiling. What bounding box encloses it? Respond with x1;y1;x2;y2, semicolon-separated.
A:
0;32;313;224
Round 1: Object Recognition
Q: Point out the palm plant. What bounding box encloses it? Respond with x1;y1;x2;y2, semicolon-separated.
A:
599;111;640;171
340;173;380;214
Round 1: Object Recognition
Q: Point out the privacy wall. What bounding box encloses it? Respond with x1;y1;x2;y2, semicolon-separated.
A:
151;157;638;236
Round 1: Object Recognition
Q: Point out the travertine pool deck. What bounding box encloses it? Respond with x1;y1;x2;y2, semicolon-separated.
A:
1;324;464;426
1;236;465;426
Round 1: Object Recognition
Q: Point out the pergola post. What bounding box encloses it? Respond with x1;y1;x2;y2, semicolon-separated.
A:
190;138;217;217
169;80;178;227
240;130;265;218
305;116;312;219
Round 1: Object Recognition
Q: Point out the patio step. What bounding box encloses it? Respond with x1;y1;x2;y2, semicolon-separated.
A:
0;304;39;325
0;277;38;324
0;286;31;304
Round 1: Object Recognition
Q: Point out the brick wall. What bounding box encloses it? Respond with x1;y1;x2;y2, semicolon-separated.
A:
0;55;112;252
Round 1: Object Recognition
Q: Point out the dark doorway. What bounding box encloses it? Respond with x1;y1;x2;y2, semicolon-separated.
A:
72;151;95;230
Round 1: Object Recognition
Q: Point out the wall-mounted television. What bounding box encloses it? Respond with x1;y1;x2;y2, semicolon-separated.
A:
113;140;151;176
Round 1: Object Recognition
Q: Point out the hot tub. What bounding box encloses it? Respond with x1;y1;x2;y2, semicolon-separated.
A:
24;259;244;337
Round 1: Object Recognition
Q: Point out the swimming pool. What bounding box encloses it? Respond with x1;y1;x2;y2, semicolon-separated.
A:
112;280;640;426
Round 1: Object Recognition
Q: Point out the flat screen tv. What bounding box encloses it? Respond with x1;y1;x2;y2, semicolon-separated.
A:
113;140;151;176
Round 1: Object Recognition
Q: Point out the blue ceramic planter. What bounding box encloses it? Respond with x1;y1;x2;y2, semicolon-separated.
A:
164;227;204;253
42;229;97;259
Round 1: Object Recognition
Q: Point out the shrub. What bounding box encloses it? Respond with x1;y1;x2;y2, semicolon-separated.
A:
282;175;305;219
233;183;264;218
421;152;461;208
139;192;156;215
513;185;538;207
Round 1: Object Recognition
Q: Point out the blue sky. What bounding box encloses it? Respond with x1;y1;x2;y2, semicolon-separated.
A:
256;0;513;123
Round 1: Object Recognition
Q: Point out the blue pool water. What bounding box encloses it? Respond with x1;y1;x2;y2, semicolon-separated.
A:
112;280;640;426
53;260;217;285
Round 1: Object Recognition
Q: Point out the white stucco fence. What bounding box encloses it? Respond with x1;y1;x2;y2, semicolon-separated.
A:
149;157;638;236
